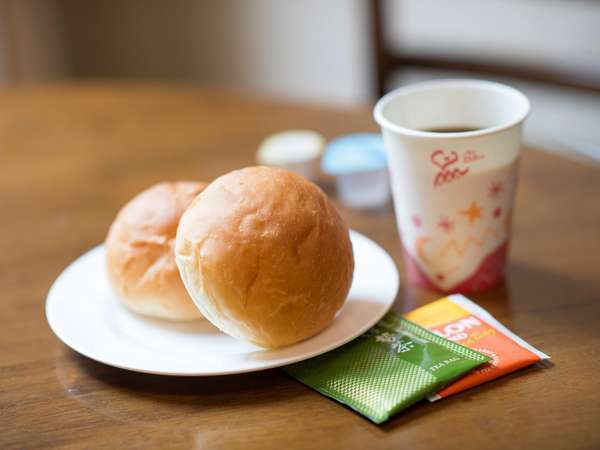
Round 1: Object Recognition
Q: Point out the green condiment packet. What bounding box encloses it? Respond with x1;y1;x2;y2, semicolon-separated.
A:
285;312;491;424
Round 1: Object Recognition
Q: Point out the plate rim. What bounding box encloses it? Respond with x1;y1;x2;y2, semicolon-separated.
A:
46;229;399;376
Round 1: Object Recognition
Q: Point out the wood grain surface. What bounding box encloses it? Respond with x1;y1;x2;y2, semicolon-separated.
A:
1;84;599;450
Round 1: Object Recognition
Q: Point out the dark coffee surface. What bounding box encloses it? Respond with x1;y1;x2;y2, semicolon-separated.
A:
423;126;482;133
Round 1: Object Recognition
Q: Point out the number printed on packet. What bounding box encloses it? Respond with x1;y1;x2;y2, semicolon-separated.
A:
405;294;550;401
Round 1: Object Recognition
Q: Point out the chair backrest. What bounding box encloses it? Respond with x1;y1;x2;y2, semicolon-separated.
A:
370;0;600;98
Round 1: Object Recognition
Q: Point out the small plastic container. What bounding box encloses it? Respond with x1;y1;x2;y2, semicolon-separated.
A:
321;133;390;208
256;130;325;181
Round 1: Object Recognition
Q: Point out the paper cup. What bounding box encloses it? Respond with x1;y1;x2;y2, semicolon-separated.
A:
374;79;529;294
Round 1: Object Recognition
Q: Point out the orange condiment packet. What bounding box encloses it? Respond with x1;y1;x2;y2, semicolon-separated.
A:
405;294;549;400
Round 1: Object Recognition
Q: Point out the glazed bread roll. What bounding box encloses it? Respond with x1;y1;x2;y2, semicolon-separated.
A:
175;166;354;348
106;181;207;321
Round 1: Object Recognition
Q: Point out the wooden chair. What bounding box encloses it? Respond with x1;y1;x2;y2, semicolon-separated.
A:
370;0;600;98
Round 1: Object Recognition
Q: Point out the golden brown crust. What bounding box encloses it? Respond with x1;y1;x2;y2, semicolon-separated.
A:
106;181;207;321
175;167;354;347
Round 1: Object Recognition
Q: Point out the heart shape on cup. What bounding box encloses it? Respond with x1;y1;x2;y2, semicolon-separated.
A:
431;149;459;170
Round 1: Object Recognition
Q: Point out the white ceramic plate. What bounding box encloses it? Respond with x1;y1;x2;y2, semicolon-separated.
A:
46;230;399;376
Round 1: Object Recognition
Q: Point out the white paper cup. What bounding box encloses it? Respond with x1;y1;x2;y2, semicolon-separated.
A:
374;79;529;293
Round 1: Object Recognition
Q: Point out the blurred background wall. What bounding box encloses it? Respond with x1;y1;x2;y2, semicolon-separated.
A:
0;0;598;159
57;0;373;106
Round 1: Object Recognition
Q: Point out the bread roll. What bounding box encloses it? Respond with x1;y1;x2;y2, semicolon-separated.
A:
106;181;207;321
175;166;354;348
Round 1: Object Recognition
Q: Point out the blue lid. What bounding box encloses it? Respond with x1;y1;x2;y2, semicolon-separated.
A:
321;133;387;175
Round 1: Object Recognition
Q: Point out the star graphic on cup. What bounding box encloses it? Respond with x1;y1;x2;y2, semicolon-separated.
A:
488;181;504;197
459;201;483;224
411;215;422;228
437;216;454;233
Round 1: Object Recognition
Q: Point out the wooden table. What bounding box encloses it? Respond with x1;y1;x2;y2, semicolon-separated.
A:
2;84;600;450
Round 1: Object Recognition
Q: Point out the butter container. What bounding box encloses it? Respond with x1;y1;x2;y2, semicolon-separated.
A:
321;133;390;208
256;130;325;181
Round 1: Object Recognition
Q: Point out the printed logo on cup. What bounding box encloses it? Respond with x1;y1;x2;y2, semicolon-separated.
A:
431;148;487;188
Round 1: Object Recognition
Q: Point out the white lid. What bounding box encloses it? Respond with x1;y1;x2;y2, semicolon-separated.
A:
257;130;325;165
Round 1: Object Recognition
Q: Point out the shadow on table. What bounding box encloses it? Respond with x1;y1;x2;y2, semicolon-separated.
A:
377;362;546;433
56;346;294;395
397;259;598;322
53;347;303;424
